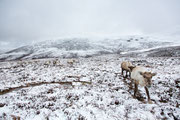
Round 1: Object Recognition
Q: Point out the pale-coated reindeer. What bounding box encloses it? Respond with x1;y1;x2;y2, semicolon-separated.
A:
129;66;156;104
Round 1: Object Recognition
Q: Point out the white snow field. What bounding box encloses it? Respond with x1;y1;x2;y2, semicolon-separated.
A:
0;54;179;120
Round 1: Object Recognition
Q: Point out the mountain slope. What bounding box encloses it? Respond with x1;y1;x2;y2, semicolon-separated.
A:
120;45;180;57
0;36;173;61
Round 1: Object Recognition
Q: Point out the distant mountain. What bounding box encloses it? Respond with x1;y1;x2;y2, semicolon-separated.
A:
147;46;180;57
120;45;180;57
0;36;174;61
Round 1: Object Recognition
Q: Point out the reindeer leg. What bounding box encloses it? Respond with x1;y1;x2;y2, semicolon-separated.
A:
134;82;138;98
125;71;128;78
130;78;133;89
121;68;124;76
145;86;152;104
129;71;131;78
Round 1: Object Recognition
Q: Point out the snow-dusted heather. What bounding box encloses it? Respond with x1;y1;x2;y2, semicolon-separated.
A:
0;55;179;120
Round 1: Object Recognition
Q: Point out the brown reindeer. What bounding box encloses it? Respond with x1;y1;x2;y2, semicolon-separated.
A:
121;61;135;78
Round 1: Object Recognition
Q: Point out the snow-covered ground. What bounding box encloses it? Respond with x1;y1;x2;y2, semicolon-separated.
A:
0;54;179;120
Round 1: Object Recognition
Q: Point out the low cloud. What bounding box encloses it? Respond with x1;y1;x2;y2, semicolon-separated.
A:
0;0;180;50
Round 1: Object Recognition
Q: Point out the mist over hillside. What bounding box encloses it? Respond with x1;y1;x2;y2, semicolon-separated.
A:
0;35;178;61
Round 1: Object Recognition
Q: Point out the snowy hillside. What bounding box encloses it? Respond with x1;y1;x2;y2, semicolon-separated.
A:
121;45;180;57
0;36;174;61
0;55;179;119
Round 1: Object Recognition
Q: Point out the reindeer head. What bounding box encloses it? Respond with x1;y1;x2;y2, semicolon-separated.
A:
128;66;136;72
140;72;157;87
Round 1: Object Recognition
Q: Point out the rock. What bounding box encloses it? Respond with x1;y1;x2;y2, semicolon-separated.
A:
115;100;120;105
0;103;5;107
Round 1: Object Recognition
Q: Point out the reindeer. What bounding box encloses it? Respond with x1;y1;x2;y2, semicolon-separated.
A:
67;59;76;66
121;61;135;78
130;66;156;104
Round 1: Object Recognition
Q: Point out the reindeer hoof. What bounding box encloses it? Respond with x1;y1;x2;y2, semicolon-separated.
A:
148;100;153;104
133;95;136;99
129;86;133;89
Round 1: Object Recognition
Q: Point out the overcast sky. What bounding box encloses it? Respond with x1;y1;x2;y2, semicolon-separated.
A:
0;0;180;50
